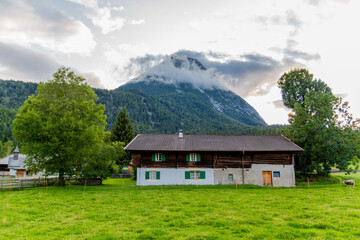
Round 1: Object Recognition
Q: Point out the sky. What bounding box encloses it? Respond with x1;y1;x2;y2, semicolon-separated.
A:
0;0;359;125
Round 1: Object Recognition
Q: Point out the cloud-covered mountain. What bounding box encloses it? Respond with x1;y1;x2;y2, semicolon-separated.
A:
118;54;267;128
115;49;310;98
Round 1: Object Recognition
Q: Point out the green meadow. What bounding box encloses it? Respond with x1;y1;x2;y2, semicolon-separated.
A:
1;174;360;240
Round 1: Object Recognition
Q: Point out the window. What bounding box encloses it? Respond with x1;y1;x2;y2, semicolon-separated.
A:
273;171;280;177
190;171;200;179
185;171;205;179
145;171;160;180
228;174;233;182
152;153;165;162
13;152;18;160
187;153;200;162
149;171;157;179
155;153;162;162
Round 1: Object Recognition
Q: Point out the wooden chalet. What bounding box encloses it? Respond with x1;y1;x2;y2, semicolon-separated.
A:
0;147;28;177
125;132;303;187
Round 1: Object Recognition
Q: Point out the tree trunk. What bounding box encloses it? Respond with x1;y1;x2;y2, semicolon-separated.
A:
59;169;65;186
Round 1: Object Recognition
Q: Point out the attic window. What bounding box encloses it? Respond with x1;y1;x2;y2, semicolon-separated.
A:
155;153;162;162
13;152;18;160
152;153;165;162
187;153;200;162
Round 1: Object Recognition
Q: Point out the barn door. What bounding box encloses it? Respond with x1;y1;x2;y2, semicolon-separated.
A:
263;171;272;186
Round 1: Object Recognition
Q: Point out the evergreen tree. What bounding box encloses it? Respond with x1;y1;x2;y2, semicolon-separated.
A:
110;107;134;145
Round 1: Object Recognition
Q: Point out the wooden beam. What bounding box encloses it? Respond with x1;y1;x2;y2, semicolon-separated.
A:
242;151;245;185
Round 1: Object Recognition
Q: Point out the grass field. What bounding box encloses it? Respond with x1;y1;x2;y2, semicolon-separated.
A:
1;173;360;240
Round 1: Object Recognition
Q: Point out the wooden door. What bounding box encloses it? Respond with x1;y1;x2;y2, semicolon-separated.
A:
263;171;272;186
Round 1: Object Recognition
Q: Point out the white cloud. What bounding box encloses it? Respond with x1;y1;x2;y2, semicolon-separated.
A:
113;6;124;11
68;0;126;34
130;19;145;25
0;42;60;82
0;0;96;55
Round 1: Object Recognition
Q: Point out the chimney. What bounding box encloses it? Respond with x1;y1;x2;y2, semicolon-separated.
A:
179;130;183;139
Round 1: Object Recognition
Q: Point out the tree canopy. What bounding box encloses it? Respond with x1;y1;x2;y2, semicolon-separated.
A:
278;69;359;175
13;67;108;185
278;68;332;109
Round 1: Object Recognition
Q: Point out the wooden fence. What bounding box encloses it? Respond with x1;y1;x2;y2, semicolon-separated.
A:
112;173;132;178
0;177;78;190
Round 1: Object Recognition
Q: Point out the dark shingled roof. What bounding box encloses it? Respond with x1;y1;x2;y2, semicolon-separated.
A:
125;134;303;152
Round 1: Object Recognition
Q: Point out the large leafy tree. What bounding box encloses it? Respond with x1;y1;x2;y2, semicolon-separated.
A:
279;69;359;175
13;67;106;185
278;68;332;109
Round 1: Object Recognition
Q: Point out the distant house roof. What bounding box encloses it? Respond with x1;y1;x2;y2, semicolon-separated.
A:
0;153;27;170
125;134;303;152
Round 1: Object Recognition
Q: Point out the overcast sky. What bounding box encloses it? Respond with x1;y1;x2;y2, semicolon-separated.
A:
0;0;359;124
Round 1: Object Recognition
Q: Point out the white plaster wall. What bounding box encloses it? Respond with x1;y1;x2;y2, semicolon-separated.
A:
244;164;295;187
137;168;214;186
214;168;244;185
214;165;295;187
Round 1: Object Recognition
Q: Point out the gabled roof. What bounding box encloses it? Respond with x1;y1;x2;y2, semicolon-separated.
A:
125;134;303;152
0;153;27;170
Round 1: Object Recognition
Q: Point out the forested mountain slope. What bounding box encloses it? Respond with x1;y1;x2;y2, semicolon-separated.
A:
1;55;289;142
0;78;284;143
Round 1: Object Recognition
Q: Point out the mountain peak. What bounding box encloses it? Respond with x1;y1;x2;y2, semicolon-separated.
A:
170;54;207;71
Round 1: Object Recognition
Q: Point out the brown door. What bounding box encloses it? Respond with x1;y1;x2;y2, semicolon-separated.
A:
263;171;272;186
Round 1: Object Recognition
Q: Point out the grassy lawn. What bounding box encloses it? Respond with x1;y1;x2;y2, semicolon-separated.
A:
1;174;360;240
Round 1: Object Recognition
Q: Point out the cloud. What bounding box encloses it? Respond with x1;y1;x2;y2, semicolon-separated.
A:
256;10;302;28
270;100;291;110
115;49;312;97
0;42;104;89
0;42;60;82
306;0;350;6
284;49;320;61
256;9;302;36
0;0;96;55
82;72;105;89
130;19;145;25
68;0;126;34
335;93;348;98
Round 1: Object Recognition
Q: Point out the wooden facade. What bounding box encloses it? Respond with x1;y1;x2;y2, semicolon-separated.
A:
132;151;293;169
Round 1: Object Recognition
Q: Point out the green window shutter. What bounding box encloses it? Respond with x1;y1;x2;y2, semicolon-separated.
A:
200;171;205;179
156;171;160;179
152;154;155;161
185;171;190;179
162;153;166;162
197;153;201;162
186;154;190;162
145;171;149;179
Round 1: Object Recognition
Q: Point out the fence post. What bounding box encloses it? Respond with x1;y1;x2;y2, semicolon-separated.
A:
18;179;21;190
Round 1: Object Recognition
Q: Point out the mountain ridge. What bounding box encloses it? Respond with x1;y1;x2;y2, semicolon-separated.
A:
0;55;271;141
